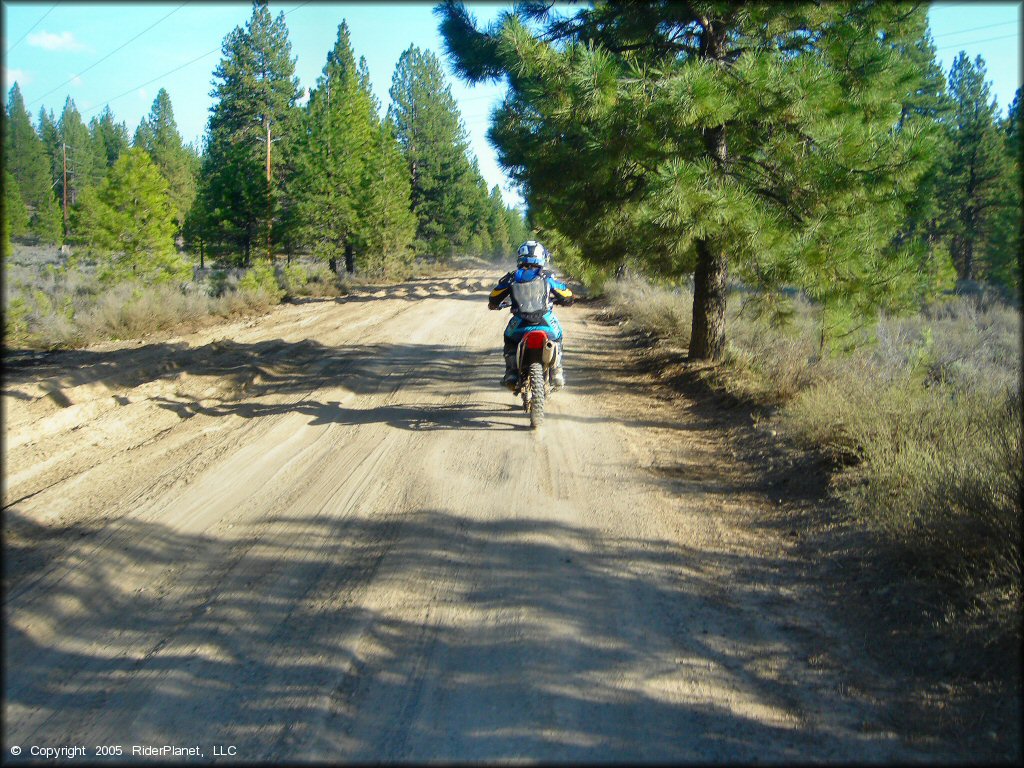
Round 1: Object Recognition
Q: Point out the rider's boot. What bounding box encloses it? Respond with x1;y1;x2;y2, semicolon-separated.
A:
501;352;518;390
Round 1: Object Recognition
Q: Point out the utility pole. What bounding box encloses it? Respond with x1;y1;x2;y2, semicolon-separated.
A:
266;121;272;261
62;142;68;237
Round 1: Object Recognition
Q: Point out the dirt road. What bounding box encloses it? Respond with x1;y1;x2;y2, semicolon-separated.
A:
3;268;945;761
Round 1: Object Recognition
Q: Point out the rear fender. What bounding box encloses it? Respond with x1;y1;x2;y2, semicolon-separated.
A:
517;331;550;371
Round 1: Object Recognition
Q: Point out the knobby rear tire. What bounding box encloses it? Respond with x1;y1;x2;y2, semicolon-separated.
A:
529;362;545;429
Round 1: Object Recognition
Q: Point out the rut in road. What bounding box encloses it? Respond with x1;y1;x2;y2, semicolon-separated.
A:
4;269;944;761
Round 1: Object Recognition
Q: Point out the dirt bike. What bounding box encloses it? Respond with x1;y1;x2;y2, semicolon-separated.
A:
513;329;560;430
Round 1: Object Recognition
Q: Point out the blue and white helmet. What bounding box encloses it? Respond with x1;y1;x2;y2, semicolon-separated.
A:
517;240;547;268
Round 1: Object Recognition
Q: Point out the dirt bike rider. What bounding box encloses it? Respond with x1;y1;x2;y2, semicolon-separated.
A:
488;240;574;390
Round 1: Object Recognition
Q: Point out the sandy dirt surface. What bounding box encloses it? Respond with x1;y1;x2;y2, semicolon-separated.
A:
3;269;954;762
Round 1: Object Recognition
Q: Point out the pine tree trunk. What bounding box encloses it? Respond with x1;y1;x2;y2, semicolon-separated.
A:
689;237;728;361
688;20;730;362
328;257;337;273
344;241;355;274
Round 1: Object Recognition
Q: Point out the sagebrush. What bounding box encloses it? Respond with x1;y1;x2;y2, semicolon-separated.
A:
607;276;1022;642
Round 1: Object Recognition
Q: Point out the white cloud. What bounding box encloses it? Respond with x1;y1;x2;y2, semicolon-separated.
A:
296;87;310;107
4;68;31;88
70;74;83;87
28;30;87;52
138;88;148;101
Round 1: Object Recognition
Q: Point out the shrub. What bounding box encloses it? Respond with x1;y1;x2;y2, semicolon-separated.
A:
3;294;31;348
79;281;212;340
238;259;284;303
605;276;692;343
275;260;348;298
2;258;284;350
608;273;1022;640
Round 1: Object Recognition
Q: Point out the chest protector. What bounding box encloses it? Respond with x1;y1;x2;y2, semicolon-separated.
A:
511;274;550;315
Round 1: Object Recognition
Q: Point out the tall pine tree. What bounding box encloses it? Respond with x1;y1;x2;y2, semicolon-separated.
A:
356;117;417;276
292;22;374;272
941;53;1016;283
89;106;130;170
194;0;301;265
988;87;1022;293
134;89;199;235
485;185;510;259
388;45;478;260
57;97;105;236
440;2;939;358
292;23;415;276
4;84;62;243
891;24;957;297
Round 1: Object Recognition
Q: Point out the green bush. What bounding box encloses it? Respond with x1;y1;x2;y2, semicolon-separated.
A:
278;262;309;294
238;259;284;303
3;294;31;348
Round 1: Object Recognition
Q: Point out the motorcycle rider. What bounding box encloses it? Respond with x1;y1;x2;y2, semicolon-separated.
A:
488;240;574;390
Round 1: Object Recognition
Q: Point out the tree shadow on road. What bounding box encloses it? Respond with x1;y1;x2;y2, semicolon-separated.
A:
330;275;494;304
2;504;936;762
2;332;706;435
150;396;530;432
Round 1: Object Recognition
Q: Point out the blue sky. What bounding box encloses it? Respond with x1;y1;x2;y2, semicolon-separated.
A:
3;1;1021;210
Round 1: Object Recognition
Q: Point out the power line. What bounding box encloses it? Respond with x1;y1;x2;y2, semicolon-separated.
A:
6;2;59;54
80;45;220;117
77;0;314;118
936;32;1021;52
932;20;1019;39
27;2;190;108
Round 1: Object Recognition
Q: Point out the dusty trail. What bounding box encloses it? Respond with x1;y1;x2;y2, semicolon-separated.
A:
4;269;941;761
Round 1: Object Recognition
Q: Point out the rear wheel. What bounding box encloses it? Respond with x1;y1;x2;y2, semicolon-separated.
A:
529;362;545;429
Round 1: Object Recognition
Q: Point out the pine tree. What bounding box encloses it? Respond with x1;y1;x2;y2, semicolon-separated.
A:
71;148;185;282
37;107;61;181
57;97;105;217
891;25;957;296
194;0;301;265
89;106;130;170
941;53;1015;283
355;117;417;276
292;25;416;276
292;22;375;271
4;171;31;240
463;156;494;258
4;84;62;243
988;87;1022;293
1006;88;1022;162
134;89;199;234
388;45;478;260
440;2;938;358
485;185;510;258
504;203;528;253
